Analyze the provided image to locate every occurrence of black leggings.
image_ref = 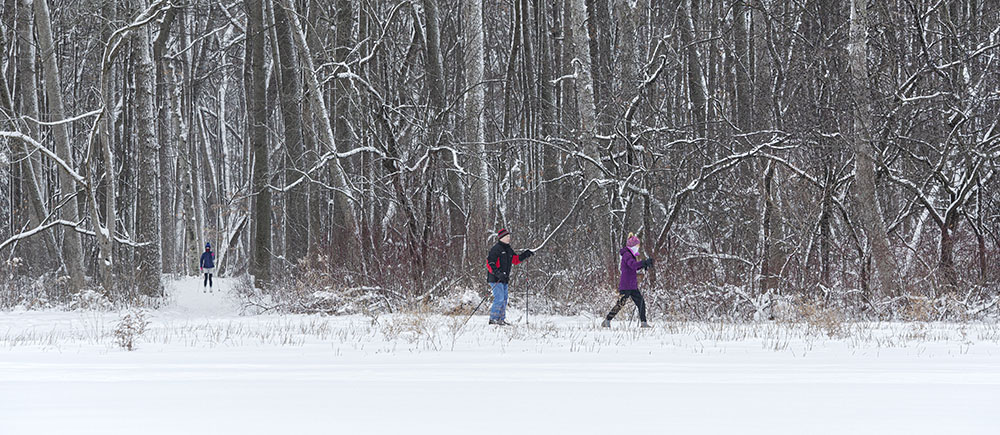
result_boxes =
[204,273,213,287]
[605,290,647,322]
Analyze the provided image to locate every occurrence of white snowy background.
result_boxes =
[2,278,998,434]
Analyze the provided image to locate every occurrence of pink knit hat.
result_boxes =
[626,233,640,247]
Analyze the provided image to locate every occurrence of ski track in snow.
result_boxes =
[1,277,998,434]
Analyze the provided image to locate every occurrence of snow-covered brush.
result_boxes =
[114,309,150,351]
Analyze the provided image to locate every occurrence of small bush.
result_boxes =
[114,309,150,351]
[796,301,848,338]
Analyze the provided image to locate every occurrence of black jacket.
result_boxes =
[486,242,533,283]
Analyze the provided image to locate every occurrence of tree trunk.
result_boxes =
[976,189,987,282]
[759,163,787,293]
[732,0,753,133]
[12,0,59,274]
[274,0,308,266]
[463,0,490,265]
[848,0,898,296]
[501,0,522,139]
[419,0,458,263]
[585,0,612,134]
[133,0,164,296]
[569,0,598,148]
[33,0,86,288]
[247,0,271,288]
[153,6,178,275]
[284,0,358,252]
[819,167,833,287]
[332,0,357,256]
[939,218,958,290]
[679,0,708,138]
[570,0,610,267]
[560,0,579,138]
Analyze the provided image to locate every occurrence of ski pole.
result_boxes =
[461,293,491,328]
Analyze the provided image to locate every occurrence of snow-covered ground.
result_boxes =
[2,278,998,434]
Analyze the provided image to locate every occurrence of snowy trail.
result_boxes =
[159,276,240,318]
[1,278,999,434]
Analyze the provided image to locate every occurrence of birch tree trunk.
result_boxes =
[848,0,898,296]
[13,0,59,273]
[133,0,164,296]
[463,0,490,262]
[569,0,598,148]
[680,0,708,138]
[33,0,86,288]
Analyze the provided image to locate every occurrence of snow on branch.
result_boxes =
[268,146,386,194]
[0,131,86,186]
[652,134,790,252]
[22,109,102,126]
[550,58,583,84]
[0,220,151,253]
[102,0,170,66]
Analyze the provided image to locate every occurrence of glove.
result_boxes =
[520,250,534,260]
[200,267,203,273]
[647,258,655,267]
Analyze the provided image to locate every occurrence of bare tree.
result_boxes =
[848,0,899,296]
[133,0,164,296]
[32,0,86,287]
[247,0,271,288]
[273,0,308,267]
[463,0,490,264]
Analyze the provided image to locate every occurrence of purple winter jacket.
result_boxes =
[618,247,644,290]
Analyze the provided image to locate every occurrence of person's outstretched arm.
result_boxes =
[622,253,643,271]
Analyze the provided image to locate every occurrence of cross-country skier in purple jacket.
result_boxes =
[602,233,654,328]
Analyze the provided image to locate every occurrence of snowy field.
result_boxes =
[2,278,999,434]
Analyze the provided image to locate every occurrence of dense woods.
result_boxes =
[1,0,998,318]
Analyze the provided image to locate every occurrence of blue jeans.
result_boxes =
[489,282,509,321]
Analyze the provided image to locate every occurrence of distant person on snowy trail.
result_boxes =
[602,233,653,328]
[200,243,215,292]
[486,229,534,326]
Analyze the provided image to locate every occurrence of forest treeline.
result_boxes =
[0,0,998,317]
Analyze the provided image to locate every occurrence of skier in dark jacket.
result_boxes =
[200,243,215,292]
[602,233,653,328]
[486,228,534,325]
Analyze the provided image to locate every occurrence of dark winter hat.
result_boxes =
[497,229,510,239]
[205,242,212,249]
